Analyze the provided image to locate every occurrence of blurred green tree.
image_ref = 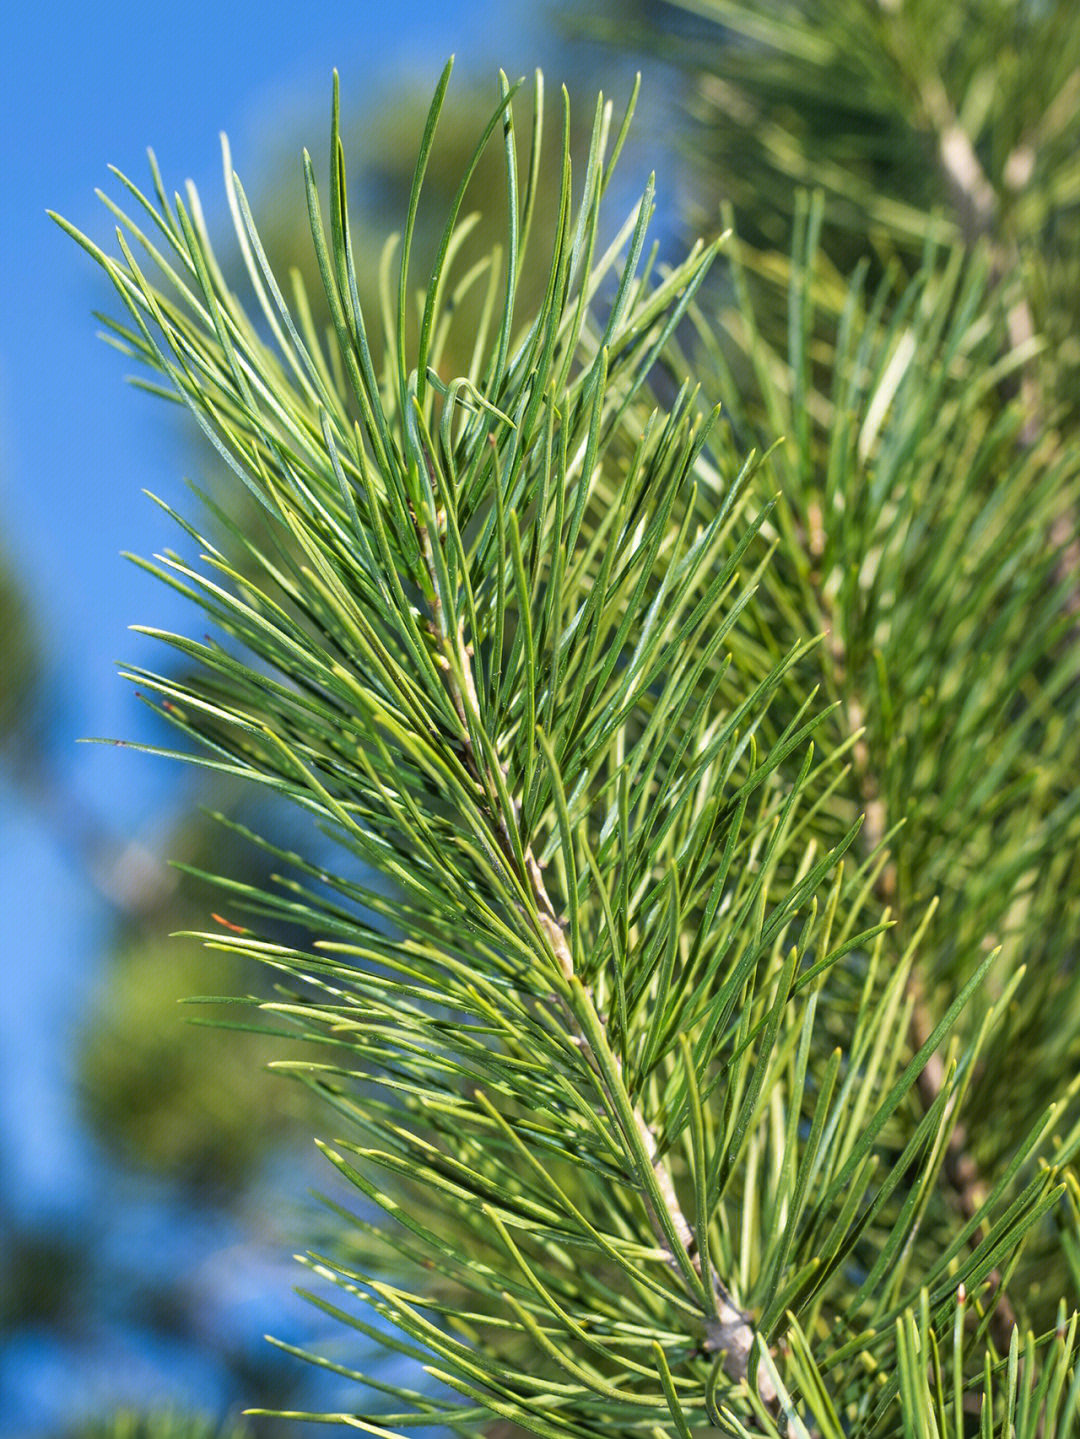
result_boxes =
[0,541,44,763]
[591,0,1080,427]
[69,1413,249,1439]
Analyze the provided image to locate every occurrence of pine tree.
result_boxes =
[57,48,1080,1438]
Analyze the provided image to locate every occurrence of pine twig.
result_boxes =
[414,471,776,1401]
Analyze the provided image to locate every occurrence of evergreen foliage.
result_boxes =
[72,1414,249,1439]
[58,42,1080,1438]
[608,1,1080,368]
[0,545,44,762]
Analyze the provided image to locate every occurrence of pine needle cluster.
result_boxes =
[58,48,1080,1438]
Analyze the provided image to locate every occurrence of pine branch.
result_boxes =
[825,8,1073,1329]
[690,198,1080,1359]
[823,569,1020,1353]
[414,469,772,1393]
[60,60,1080,1436]
[879,5,1080,602]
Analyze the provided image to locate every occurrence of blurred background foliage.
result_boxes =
[594,0,1080,402]
[68,1415,249,1439]
[6,0,1079,1433]
[78,789,315,1194]
[0,543,45,766]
